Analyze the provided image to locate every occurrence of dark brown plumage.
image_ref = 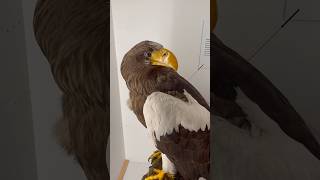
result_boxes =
[156,125,210,180]
[121,41,210,179]
[33,0,109,179]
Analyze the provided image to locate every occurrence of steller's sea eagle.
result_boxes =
[121,41,210,180]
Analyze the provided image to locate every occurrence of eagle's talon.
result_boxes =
[148,150,162,164]
[144,169,175,180]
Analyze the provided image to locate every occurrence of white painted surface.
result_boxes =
[124,161,149,180]
[0,1,37,179]
[110,13,126,180]
[111,0,209,163]
[287,0,320,20]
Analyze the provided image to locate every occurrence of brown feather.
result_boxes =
[33,0,109,179]
[156,126,210,180]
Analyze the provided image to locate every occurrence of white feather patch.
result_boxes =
[162,154,176,174]
[143,90,210,141]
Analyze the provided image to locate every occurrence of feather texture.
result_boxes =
[143,90,210,179]
[143,90,210,141]
[33,0,109,179]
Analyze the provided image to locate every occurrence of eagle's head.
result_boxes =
[121,41,178,80]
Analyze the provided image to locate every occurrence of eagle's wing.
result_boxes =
[143,90,210,179]
[212,33,320,159]
[128,67,209,128]
[153,67,210,111]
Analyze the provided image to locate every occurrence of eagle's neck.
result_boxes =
[126,67,161,96]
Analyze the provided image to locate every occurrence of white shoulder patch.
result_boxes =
[162,154,176,174]
[143,90,210,141]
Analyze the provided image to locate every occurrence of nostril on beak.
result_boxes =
[163,52,168,57]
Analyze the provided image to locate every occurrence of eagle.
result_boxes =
[121,41,210,180]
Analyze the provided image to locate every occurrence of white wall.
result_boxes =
[110,13,126,179]
[0,1,37,179]
[111,0,210,162]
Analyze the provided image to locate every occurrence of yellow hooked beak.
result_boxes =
[150,48,178,71]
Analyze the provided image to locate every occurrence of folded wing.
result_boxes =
[143,90,210,179]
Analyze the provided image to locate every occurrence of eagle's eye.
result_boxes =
[144,51,151,58]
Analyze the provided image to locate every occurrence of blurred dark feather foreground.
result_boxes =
[33,0,109,179]
[212,32,320,179]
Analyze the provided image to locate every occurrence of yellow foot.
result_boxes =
[144,169,175,180]
[148,150,162,164]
